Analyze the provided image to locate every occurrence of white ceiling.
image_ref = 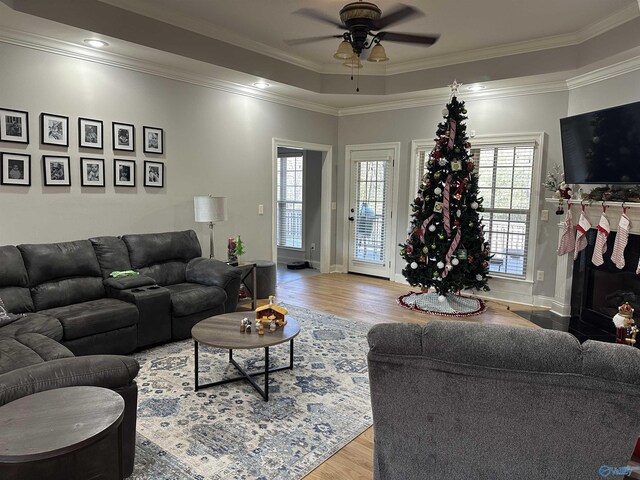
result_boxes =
[1,0,639,111]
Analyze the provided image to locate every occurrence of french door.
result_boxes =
[346,145,396,278]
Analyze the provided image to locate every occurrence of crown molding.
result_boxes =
[0,26,339,116]
[97,0,325,73]
[575,2,640,42]
[337,80,568,116]
[566,55,640,89]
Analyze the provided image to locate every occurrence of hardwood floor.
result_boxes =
[265,272,540,480]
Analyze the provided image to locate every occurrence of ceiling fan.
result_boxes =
[286,1,439,66]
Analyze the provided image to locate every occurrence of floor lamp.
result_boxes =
[194,196,227,259]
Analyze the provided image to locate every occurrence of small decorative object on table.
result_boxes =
[240,317,250,333]
[612,302,638,346]
[227,235,245,266]
[255,295,288,330]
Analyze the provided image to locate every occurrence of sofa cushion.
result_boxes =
[164,283,226,317]
[122,230,201,269]
[40,298,138,341]
[31,277,105,311]
[0,333,73,375]
[0,246,29,288]
[0,286,34,314]
[0,313,63,341]
[18,240,102,286]
[0,354,139,407]
[90,236,133,278]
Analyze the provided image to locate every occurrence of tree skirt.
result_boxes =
[129,304,372,479]
[397,291,487,317]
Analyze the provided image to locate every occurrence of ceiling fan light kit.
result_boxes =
[334,40,355,60]
[367,43,389,62]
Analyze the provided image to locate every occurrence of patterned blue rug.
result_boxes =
[128,305,372,479]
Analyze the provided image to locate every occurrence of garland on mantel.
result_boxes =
[583,185,640,202]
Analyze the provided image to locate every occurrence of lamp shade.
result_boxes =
[334,40,354,60]
[343,56,363,69]
[194,196,227,222]
[367,43,389,62]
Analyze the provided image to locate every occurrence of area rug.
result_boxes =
[398,291,487,317]
[128,305,372,479]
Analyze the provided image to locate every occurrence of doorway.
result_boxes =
[271,139,333,275]
[344,143,400,279]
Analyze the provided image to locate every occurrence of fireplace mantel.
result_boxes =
[547,199,640,317]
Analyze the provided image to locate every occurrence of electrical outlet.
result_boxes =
[536,270,544,281]
[310,243,316,251]
[540,210,549,221]
[331,202,337,210]
[258,204,264,215]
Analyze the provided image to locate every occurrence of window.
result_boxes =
[410,134,542,281]
[277,152,303,249]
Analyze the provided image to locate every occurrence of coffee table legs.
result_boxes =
[194,339,295,401]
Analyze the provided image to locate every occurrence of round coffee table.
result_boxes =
[0,386,124,480]
[192,311,300,401]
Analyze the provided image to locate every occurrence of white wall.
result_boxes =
[0,42,338,264]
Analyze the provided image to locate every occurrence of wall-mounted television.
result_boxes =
[560,100,640,184]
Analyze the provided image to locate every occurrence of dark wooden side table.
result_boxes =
[0,386,125,480]
[235,261,257,310]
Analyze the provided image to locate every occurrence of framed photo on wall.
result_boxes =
[78,117,103,149]
[114,159,135,187]
[112,122,135,151]
[0,108,29,144]
[144,160,164,188]
[1,152,31,186]
[43,155,71,186]
[143,126,163,154]
[80,157,105,187]
[41,113,69,147]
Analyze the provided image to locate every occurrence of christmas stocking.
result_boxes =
[574,207,592,260]
[556,203,575,256]
[591,210,610,266]
[611,209,631,269]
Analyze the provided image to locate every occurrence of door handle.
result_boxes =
[348,216,354,221]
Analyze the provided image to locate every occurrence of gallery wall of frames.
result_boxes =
[0,107,165,189]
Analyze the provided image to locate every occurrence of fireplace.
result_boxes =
[570,229,640,342]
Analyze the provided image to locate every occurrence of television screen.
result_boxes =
[560,100,640,184]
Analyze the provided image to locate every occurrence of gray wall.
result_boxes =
[337,92,569,301]
[0,41,338,266]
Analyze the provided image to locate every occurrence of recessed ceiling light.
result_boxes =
[467,84,486,92]
[84,39,109,48]
[253,81,270,89]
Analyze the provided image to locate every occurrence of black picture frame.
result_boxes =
[80,157,105,187]
[144,160,164,188]
[0,108,29,144]
[112,122,135,152]
[143,126,163,154]
[1,152,31,186]
[114,159,136,187]
[43,155,71,186]
[78,117,103,149]
[41,112,69,147]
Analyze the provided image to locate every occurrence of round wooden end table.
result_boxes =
[192,311,300,401]
[0,386,125,480]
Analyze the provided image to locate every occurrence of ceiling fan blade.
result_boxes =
[378,31,439,46]
[374,4,424,30]
[292,8,346,29]
[284,35,344,46]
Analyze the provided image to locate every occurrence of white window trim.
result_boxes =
[276,152,304,251]
[471,133,545,284]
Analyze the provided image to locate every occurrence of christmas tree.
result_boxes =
[400,82,490,301]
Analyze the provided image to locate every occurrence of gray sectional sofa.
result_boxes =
[0,229,242,477]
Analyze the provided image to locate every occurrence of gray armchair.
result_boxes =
[367,320,640,480]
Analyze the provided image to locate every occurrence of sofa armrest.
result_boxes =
[104,275,156,290]
[186,258,242,312]
[0,354,139,406]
